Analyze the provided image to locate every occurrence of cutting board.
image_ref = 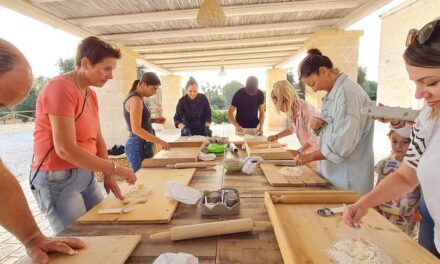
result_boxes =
[245,141,292,160]
[265,190,439,264]
[77,168,196,224]
[228,135,267,145]
[18,235,141,264]
[142,141,204,167]
[260,163,328,187]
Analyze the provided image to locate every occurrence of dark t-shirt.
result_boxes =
[231,88,265,128]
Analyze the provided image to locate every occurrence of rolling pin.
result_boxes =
[254,143,287,149]
[166,161,217,169]
[229,142,239,153]
[150,218,254,241]
[271,193,359,204]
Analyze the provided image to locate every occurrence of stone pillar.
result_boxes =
[94,46,137,147]
[161,75,182,129]
[303,30,363,109]
[266,68,287,130]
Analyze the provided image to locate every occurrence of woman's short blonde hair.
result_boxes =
[271,80,300,121]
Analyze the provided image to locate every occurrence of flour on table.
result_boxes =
[278,166,303,177]
[327,238,392,264]
[124,184,151,198]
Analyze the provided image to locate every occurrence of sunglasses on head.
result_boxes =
[406,19,440,47]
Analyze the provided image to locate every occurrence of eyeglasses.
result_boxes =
[406,19,439,47]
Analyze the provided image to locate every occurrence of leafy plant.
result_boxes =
[212,109,228,124]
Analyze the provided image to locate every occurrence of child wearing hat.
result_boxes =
[374,124,421,236]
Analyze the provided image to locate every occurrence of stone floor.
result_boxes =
[0,122,391,263]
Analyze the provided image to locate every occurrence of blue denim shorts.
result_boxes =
[30,168,103,234]
[125,135,154,172]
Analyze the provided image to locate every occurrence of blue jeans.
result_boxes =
[31,168,103,234]
[125,135,154,172]
[419,192,440,258]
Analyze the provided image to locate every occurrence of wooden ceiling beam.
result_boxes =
[152,51,292,64]
[334,0,392,29]
[169,63,274,72]
[140,44,301,60]
[100,19,337,41]
[129,34,312,53]
[68,1,361,27]
[161,58,282,69]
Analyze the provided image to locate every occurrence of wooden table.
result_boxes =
[61,150,324,263]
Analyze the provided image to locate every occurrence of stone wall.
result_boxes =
[378,0,440,109]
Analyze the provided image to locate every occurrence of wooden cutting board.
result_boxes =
[18,235,141,264]
[265,191,439,264]
[77,168,196,224]
[142,141,204,167]
[245,141,292,160]
[260,163,328,187]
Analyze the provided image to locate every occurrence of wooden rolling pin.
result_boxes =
[254,143,287,149]
[166,161,217,169]
[150,218,254,241]
[271,193,359,204]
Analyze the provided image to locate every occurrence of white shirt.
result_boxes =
[404,105,440,251]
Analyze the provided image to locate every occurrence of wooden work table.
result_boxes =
[61,150,326,264]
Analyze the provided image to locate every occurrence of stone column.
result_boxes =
[266,68,287,130]
[160,75,182,129]
[303,30,363,109]
[94,46,137,147]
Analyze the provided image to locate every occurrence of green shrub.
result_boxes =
[212,110,228,124]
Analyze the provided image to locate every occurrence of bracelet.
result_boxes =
[110,161,117,176]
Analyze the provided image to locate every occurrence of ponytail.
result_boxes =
[129,79,139,94]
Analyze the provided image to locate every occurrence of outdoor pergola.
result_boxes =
[0,0,391,146]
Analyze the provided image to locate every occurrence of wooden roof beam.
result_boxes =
[68,1,361,27]
[100,19,338,41]
[152,51,292,64]
[129,34,312,53]
[160,58,282,69]
[170,63,274,72]
[335,0,392,29]
[140,44,301,60]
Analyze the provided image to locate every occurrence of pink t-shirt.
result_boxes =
[289,99,319,148]
[31,75,100,171]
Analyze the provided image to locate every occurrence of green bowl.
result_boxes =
[223,158,244,172]
[206,143,228,153]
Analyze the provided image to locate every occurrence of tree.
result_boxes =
[287,69,305,99]
[13,76,49,120]
[357,66,377,101]
[137,64,149,79]
[222,80,243,106]
[56,58,75,74]
[210,95,227,110]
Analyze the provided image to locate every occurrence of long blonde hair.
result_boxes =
[271,80,301,121]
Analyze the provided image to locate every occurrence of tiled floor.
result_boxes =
[0,122,391,263]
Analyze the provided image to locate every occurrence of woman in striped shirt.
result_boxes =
[344,18,440,257]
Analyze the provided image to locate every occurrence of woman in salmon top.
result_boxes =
[30,36,136,234]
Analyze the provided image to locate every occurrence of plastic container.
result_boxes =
[200,188,240,216]
[206,143,228,153]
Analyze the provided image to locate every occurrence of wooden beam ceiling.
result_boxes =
[100,19,338,41]
[161,57,282,69]
[129,34,312,53]
[170,63,274,72]
[68,0,361,27]
[140,44,301,60]
[151,51,291,64]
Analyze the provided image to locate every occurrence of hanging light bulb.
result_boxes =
[218,64,227,77]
